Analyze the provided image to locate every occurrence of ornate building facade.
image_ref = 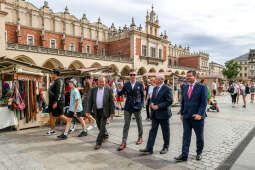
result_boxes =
[0,0,209,76]
[229,49,255,80]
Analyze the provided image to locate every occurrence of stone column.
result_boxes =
[0,10,8,53]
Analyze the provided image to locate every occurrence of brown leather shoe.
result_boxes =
[136,138,143,145]
[117,143,126,151]
[95,145,101,150]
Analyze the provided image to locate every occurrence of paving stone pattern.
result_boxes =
[0,94,255,170]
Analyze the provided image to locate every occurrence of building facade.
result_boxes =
[209,61,224,78]
[178,52,210,75]
[229,49,255,79]
[0,0,209,76]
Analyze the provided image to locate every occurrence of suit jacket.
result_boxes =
[118,81,144,112]
[151,84,173,120]
[86,86,115,118]
[180,82,208,119]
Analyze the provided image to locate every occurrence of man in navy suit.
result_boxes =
[117,69,145,151]
[175,70,208,162]
[139,75,173,154]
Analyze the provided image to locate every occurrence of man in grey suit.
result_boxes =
[86,76,115,150]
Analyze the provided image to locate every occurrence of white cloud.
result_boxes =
[27,0,255,64]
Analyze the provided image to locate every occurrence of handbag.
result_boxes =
[13,85,26,110]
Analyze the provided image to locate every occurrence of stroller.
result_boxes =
[207,99,219,112]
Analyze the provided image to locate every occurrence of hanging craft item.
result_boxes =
[34,80,37,121]
[25,80,29,123]
[12,83,25,111]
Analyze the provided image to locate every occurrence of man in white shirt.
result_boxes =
[145,78,156,121]
[211,80,217,98]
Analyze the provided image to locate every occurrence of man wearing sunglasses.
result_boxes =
[117,69,144,151]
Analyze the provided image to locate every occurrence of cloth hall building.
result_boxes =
[0,0,210,76]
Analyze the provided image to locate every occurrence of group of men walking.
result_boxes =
[46,69,208,162]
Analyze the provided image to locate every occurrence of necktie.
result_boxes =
[155,86,159,97]
[188,84,192,99]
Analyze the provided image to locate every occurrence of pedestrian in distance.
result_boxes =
[250,81,255,103]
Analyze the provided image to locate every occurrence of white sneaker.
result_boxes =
[44,130,56,136]
[68,126,75,134]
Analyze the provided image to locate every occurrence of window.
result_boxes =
[245,67,247,71]
[87,45,91,54]
[27,35,34,45]
[142,45,147,56]
[69,42,75,51]
[245,73,247,77]
[50,39,56,49]
[150,47,156,58]
[240,73,242,77]
[101,48,105,56]
[159,49,162,59]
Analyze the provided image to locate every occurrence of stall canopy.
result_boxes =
[143,72,184,78]
[0,56,52,74]
[59,66,110,77]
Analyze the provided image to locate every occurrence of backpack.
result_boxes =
[228,86,234,93]
[245,86,250,94]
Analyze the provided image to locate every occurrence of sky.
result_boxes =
[27,0,255,64]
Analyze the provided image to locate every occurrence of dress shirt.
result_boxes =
[131,81,136,89]
[96,87,104,109]
[148,85,155,99]
[157,83,164,93]
[188,81,197,95]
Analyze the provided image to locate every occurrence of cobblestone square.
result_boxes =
[1,95,255,170]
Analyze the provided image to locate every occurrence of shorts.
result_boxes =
[212,90,216,96]
[51,101,64,117]
[66,111,84,118]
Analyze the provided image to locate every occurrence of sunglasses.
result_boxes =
[129,74,136,76]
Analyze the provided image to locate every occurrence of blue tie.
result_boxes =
[155,86,159,97]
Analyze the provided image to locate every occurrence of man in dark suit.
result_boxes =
[86,76,115,150]
[117,69,145,151]
[175,70,208,162]
[140,75,173,154]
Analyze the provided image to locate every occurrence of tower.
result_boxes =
[145,4,160,36]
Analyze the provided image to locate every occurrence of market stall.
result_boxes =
[0,56,51,130]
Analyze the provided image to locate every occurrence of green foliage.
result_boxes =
[222,61,241,79]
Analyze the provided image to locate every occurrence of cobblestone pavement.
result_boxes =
[0,94,255,170]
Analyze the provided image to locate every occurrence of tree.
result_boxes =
[222,61,241,79]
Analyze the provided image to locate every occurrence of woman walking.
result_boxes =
[229,81,238,107]
[240,81,248,108]
[250,81,255,103]
[82,79,97,130]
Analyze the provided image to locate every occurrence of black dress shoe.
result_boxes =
[139,148,153,154]
[160,148,168,154]
[196,154,202,161]
[174,155,188,162]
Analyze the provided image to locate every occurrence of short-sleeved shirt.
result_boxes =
[69,88,83,113]
[148,85,155,99]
